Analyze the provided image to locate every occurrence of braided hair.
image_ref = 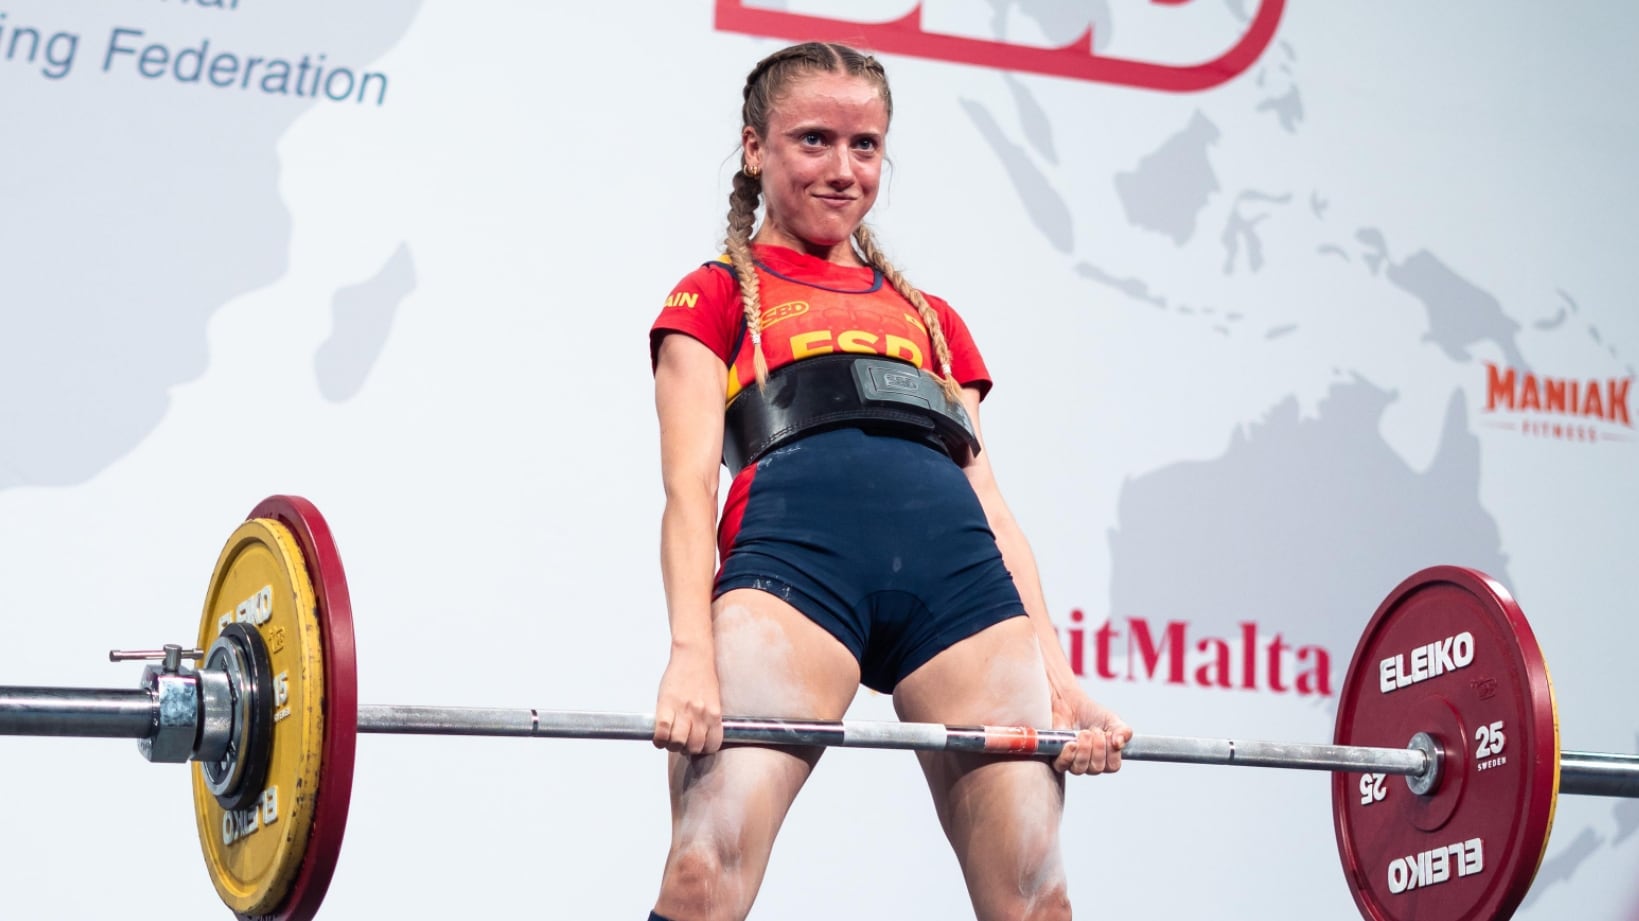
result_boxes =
[728,42,964,401]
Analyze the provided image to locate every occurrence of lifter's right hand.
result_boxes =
[652,645,724,755]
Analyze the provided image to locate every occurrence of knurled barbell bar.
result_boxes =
[0,495,1635,921]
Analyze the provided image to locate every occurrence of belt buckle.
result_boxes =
[851,358,935,411]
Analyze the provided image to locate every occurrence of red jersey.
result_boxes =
[650,244,991,402]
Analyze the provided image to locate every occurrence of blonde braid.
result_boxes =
[853,225,964,401]
[724,168,769,387]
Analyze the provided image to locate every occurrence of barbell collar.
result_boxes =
[138,665,200,763]
[0,686,157,739]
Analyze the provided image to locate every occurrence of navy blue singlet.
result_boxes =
[715,427,1025,693]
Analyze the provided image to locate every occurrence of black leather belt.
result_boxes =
[722,354,981,475]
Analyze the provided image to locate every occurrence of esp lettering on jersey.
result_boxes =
[651,246,990,402]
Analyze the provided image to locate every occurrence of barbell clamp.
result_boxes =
[110,645,205,672]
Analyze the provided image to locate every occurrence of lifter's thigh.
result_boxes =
[655,589,859,921]
[894,616,1071,921]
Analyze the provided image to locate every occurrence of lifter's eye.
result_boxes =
[853,137,879,152]
[799,131,825,146]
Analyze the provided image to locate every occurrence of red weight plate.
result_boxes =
[1332,567,1559,921]
[243,496,359,921]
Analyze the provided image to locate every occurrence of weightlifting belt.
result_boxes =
[722,354,981,475]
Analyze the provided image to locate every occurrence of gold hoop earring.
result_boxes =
[745,163,760,178]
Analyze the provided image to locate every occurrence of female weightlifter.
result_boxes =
[647,41,1131,921]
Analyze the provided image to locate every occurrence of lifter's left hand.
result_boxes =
[1050,686,1131,775]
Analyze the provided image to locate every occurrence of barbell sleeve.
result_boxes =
[0,686,158,739]
[1559,752,1639,797]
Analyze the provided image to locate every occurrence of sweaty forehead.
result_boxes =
[768,72,888,130]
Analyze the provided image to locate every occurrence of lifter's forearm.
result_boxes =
[658,483,719,653]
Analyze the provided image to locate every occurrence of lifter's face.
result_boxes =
[742,71,887,266]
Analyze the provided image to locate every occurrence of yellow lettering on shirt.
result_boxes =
[837,330,880,353]
[761,301,810,330]
[884,335,924,367]
[790,329,925,366]
[790,330,835,359]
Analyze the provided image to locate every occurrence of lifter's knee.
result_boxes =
[1020,881,1072,921]
[970,822,1072,921]
[656,838,752,921]
[980,880,1071,921]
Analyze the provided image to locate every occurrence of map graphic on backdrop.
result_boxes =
[0,1,422,491]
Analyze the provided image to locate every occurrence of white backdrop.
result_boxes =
[1,1,1636,919]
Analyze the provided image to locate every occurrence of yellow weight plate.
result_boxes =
[192,519,326,916]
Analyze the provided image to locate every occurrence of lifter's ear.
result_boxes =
[741,126,763,175]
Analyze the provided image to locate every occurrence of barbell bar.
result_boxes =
[7,692,1633,796]
[0,688,1436,771]
[3,691,1632,795]
[0,494,1636,921]
[357,704,1435,776]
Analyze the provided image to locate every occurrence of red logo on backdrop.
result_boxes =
[1481,363,1634,443]
[713,0,1285,92]
[1057,611,1334,696]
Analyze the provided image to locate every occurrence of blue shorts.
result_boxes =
[715,427,1025,693]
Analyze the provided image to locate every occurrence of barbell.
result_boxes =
[0,495,1635,920]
